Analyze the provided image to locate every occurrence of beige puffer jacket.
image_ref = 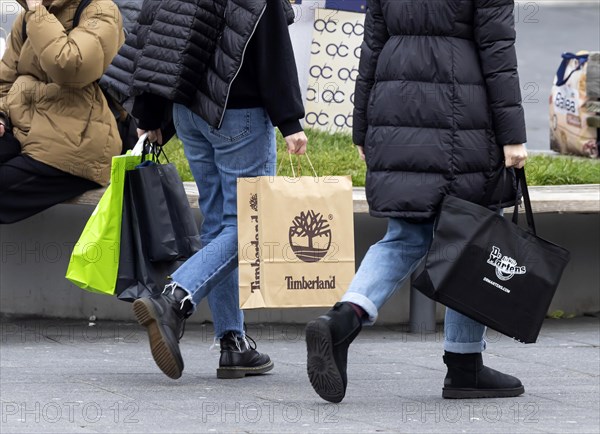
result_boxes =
[0,0,124,185]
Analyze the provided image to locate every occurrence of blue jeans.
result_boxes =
[342,218,487,353]
[171,105,276,338]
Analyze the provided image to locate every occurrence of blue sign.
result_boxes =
[325,0,366,13]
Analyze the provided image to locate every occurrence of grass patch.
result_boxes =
[164,129,600,186]
[525,154,600,185]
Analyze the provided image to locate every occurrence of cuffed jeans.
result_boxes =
[341,217,487,353]
[171,104,276,338]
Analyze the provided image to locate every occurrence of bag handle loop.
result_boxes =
[482,167,536,235]
[555,52,589,86]
[132,133,169,164]
[276,153,318,178]
[512,168,536,235]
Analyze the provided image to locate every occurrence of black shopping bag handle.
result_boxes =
[140,139,170,164]
[512,169,536,235]
[482,167,535,235]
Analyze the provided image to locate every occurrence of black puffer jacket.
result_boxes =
[113,0,140,33]
[99,0,141,98]
[354,0,527,220]
[102,0,225,105]
[102,0,295,129]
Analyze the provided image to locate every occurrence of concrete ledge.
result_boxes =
[67,183,600,214]
[1,187,598,324]
[505,184,600,214]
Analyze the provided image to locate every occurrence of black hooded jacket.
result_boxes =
[354,0,527,219]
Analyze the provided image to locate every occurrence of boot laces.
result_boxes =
[242,334,257,351]
[240,323,257,351]
[162,282,191,342]
[228,334,256,352]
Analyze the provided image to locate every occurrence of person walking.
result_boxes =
[305,0,529,403]
[103,0,307,380]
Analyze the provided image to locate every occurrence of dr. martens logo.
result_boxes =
[487,246,527,281]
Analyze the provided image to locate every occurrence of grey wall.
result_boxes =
[1,204,598,325]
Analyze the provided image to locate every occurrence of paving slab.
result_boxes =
[1,317,598,433]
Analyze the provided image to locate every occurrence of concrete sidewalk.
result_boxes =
[0,317,598,433]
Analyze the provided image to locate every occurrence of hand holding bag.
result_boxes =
[127,141,201,262]
[413,169,571,343]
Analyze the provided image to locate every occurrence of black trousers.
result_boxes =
[0,132,101,224]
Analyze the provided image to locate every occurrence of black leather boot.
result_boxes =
[442,351,525,398]
[133,286,193,379]
[305,302,362,403]
[217,332,274,379]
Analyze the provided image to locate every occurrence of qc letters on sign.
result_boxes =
[305,8,365,134]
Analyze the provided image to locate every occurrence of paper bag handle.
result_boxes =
[277,153,318,178]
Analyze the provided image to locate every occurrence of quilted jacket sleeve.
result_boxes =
[0,13,25,127]
[24,1,124,88]
[100,27,140,98]
[474,0,527,145]
[353,0,389,146]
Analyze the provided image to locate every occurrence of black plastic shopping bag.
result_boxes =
[155,163,202,258]
[128,161,178,262]
[413,169,570,343]
[115,162,200,302]
[128,162,201,261]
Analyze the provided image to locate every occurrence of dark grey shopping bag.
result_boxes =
[115,158,200,302]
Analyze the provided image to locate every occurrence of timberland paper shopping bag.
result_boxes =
[238,176,355,308]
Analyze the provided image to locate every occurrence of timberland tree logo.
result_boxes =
[288,210,332,263]
[486,246,526,281]
[250,194,258,212]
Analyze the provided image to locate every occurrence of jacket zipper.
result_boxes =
[218,3,267,129]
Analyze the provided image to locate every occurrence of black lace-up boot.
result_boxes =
[217,332,274,379]
[305,302,362,403]
[133,284,193,379]
[442,351,525,398]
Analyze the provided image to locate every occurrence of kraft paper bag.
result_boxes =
[238,176,355,308]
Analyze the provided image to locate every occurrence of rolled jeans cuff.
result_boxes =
[443,338,487,354]
[341,292,378,326]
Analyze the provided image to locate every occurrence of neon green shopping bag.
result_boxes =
[66,154,142,295]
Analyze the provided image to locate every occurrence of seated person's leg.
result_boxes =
[0,132,22,164]
[0,155,100,224]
